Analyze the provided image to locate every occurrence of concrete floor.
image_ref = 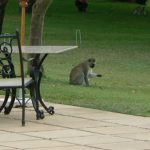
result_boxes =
[0,102,150,150]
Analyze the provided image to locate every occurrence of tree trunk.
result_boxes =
[0,0,8,34]
[29,0,53,72]
[30,0,52,45]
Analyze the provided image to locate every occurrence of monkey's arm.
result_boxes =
[84,70,90,86]
[88,72,97,78]
[88,69,102,78]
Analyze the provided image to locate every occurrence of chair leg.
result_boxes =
[4,88,16,114]
[0,89,10,112]
[21,88,25,126]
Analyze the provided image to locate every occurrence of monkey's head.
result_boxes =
[88,58,96,68]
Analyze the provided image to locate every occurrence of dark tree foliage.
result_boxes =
[0,0,8,34]
[117,0,147,4]
[136,0,147,5]
[75,0,88,12]
[117,0,147,15]
[26,0,36,13]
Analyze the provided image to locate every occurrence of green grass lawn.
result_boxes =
[3,0,150,116]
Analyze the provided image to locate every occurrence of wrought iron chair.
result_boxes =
[0,30,35,126]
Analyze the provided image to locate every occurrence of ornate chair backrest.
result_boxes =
[0,31,24,88]
[0,33,16,78]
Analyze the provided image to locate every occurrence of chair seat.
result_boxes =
[0,77,33,88]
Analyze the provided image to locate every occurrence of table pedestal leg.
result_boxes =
[30,82,44,120]
[30,67,54,117]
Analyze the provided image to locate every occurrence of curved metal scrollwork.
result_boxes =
[0,39,15,78]
[0,34,16,114]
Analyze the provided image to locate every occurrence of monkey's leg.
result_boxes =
[71,75,84,85]
[84,75,89,86]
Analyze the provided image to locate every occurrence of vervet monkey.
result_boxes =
[69,58,102,86]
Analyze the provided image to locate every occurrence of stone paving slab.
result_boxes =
[23,128,94,139]
[27,145,102,150]
[105,117,150,129]
[1,140,73,149]
[0,102,150,150]
[55,106,104,115]
[37,114,117,129]
[56,134,133,145]
[0,146,15,150]
[0,116,64,132]
[0,132,39,142]
[82,126,149,135]
[117,132,150,141]
[93,141,150,150]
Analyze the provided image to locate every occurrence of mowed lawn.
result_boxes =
[3,0,150,116]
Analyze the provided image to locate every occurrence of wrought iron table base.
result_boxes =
[30,53,55,119]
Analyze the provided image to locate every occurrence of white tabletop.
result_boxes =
[13,46,78,54]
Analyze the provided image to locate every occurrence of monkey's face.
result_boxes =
[88,58,96,68]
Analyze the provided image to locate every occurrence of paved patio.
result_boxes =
[0,102,150,150]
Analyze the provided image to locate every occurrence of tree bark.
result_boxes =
[0,0,8,34]
[29,0,53,71]
[30,0,53,45]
